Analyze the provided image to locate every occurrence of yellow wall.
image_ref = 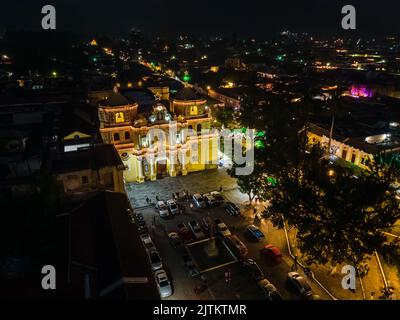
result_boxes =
[308,131,372,170]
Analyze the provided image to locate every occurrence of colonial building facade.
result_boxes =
[307,123,399,170]
[98,87,219,183]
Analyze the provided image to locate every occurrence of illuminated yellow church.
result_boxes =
[98,87,219,183]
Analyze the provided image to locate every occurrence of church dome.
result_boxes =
[174,87,199,101]
[102,92,130,107]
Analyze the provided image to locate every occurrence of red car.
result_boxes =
[260,244,282,263]
[176,223,193,243]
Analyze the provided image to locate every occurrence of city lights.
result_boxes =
[2,1,400,305]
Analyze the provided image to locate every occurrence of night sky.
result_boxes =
[1,0,399,37]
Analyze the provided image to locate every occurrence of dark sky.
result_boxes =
[1,0,399,37]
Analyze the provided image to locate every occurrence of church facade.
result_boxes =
[98,87,219,183]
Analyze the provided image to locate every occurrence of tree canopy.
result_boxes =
[229,93,400,267]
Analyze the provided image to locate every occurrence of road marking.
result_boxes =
[374,251,389,292]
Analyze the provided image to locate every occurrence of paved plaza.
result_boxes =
[125,168,238,208]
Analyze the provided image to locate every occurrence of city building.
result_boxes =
[98,87,218,183]
[308,122,400,170]
[52,144,125,196]
[56,191,160,299]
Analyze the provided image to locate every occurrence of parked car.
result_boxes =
[242,258,264,280]
[135,213,144,221]
[185,263,201,278]
[215,219,232,237]
[224,202,240,216]
[176,223,193,242]
[149,250,163,271]
[193,193,206,208]
[167,232,182,248]
[188,220,206,239]
[226,235,248,258]
[167,199,180,215]
[181,254,200,278]
[156,201,169,218]
[203,193,217,206]
[140,234,156,252]
[260,244,282,263]
[154,269,173,298]
[210,191,224,203]
[136,220,146,228]
[137,224,148,235]
[200,217,211,234]
[246,225,265,242]
[287,272,313,299]
[257,279,283,300]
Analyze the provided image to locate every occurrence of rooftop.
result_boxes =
[51,144,123,174]
[174,87,200,101]
[57,191,160,299]
[101,92,130,107]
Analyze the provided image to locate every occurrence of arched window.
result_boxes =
[125,131,130,140]
[114,132,120,141]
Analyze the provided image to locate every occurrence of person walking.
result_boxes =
[225,269,232,287]
[146,197,149,204]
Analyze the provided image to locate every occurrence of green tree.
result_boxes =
[228,162,266,204]
[213,106,237,130]
[264,153,400,267]
[227,94,312,208]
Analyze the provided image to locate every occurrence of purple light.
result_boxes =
[350,85,373,98]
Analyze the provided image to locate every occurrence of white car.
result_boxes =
[216,220,232,237]
[188,220,206,239]
[257,279,283,300]
[156,201,169,218]
[210,191,224,202]
[140,234,155,252]
[166,200,179,215]
[203,193,216,206]
[193,193,206,208]
[149,250,163,271]
[155,269,172,298]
